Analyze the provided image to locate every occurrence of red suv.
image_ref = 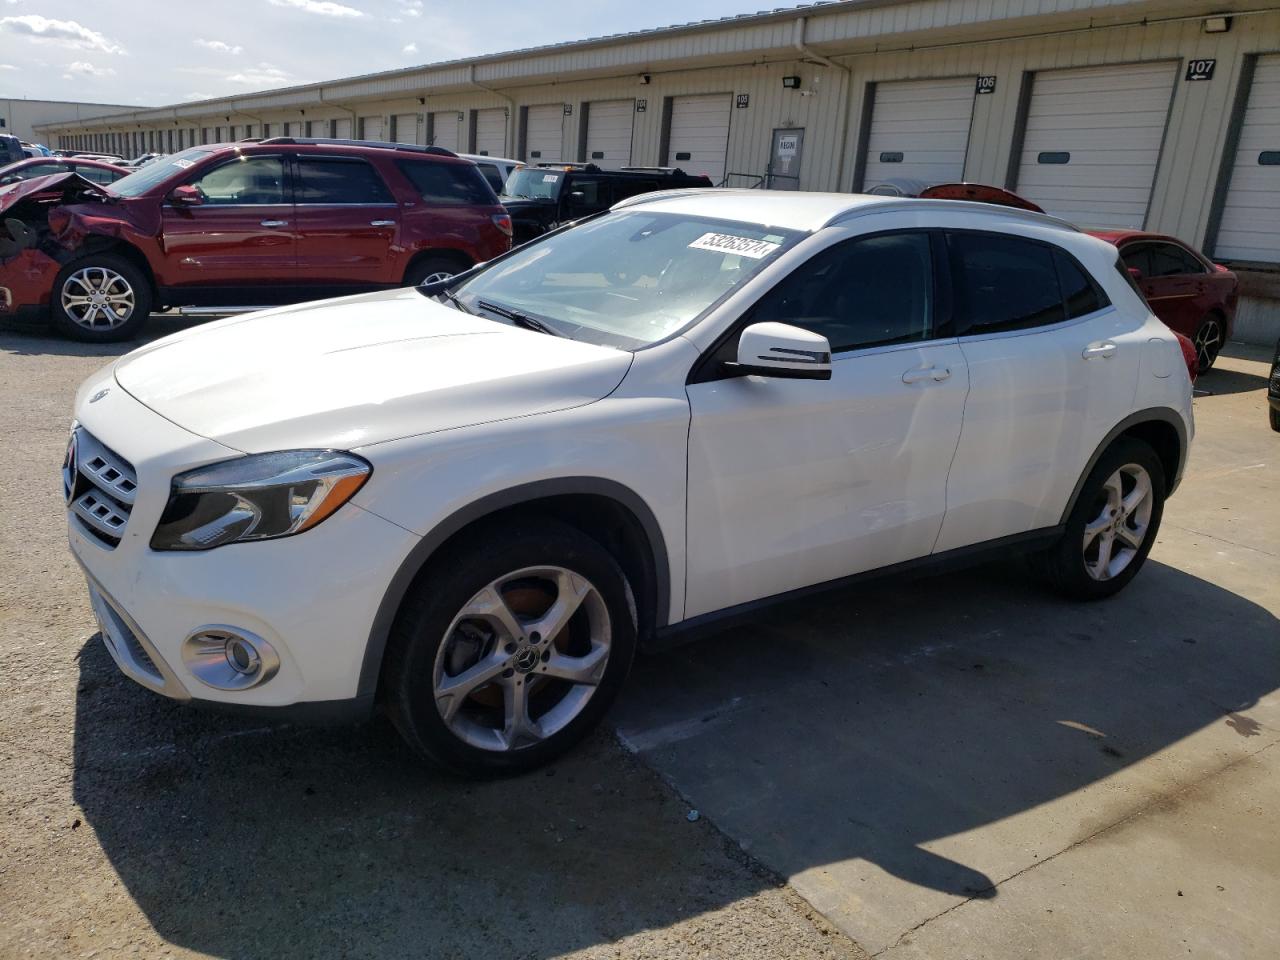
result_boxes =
[0,138,512,341]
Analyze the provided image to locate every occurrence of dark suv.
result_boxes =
[500,163,713,244]
[0,138,512,341]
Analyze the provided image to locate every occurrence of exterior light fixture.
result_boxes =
[782,76,802,89]
[1202,16,1231,33]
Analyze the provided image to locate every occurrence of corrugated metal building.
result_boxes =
[35,0,1280,340]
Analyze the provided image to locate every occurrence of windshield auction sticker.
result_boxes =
[688,232,781,259]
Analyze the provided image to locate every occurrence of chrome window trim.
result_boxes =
[955,304,1118,344]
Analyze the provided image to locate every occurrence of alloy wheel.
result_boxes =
[419,271,454,286]
[1082,463,1154,581]
[1193,318,1222,370]
[431,565,612,751]
[61,267,136,330]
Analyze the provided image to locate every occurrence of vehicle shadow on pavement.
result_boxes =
[1194,364,1271,397]
[71,558,1278,958]
[614,557,1279,911]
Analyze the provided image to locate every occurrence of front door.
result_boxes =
[767,128,803,190]
[158,153,295,296]
[292,154,401,288]
[684,230,968,617]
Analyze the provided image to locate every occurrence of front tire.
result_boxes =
[383,519,638,776]
[1270,405,1280,432]
[50,254,152,342]
[1033,438,1166,601]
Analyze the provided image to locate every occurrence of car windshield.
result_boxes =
[107,148,215,197]
[502,167,564,200]
[449,210,803,348]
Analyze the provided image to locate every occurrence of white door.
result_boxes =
[360,116,384,141]
[1214,54,1280,263]
[935,229,1141,552]
[475,108,506,156]
[684,230,968,617]
[431,112,460,152]
[862,77,976,191]
[586,99,634,170]
[668,93,731,183]
[1014,61,1177,230]
[525,103,564,162]
[391,112,419,145]
[333,117,352,139]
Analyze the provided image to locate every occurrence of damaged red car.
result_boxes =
[919,183,1239,370]
[0,140,512,341]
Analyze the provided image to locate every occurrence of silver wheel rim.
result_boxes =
[419,270,454,286]
[1083,463,1154,581]
[432,565,612,752]
[1194,318,1222,369]
[61,267,136,329]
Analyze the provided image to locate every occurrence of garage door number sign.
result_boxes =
[1185,59,1216,81]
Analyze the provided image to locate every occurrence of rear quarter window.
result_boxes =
[396,159,497,205]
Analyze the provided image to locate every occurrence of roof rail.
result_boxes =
[620,166,690,176]
[529,161,601,172]
[256,137,457,157]
[826,196,1082,232]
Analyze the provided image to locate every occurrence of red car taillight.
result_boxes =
[491,213,513,238]
[1174,331,1198,383]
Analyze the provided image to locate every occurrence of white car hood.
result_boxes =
[113,288,632,452]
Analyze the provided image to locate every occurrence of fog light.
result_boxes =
[182,626,279,690]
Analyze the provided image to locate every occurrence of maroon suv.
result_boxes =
[0,138,512,341]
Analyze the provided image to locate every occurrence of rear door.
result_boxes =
[157,152,296,294]
[292,153,401,287]
[936,230,1132,551]
[1122,240,1207,337]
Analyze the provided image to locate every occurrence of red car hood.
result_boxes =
[0,171,107,215]
[919,183,1046,213]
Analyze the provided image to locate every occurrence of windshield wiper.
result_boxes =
[477,300,562,337]
[438,288,473,314]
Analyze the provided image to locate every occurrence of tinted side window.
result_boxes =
[1120,244,1152,277]
[476,163,504,193]
[565,177,605,210]
[296,156,394,204]
[1054,249,1109,319]
[750,232,934,352]
[395,159,494,205]
[949,232,1065,334]
[76,165,119,185]
[1149,242,1206,277]
[610,179,660,204]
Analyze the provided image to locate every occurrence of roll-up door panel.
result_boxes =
[1214,55,1280,263]
[668,93,731,184]
[862,77,976,192]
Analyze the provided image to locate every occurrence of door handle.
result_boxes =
[1082,341,1117,360]
[902,366,951,384]
[370,219,395,227]
[260,219,287,228]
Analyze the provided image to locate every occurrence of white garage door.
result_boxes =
[668,93,731,183]
[431,112,461,152]
[475,108,506,157]
[525,103,564,162]
[1214,55,1280,263]
[359,116,384,141]
[586,99,634,170]
[862,77,976,191]
[333,117,352,139]
[1014,61,1177,230]
[391,113,419,145]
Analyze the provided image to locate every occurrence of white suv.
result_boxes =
[66,191,1193,775]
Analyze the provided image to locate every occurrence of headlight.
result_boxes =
[150,450,371,551]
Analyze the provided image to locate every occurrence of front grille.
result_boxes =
[66,429,137,548]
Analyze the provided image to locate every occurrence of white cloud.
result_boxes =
[183,91,213,101]
[397,0,423,16]
[66,60,116,77]
[0,63,17,71]
[268,0,363,18]
[195,38,243,55]
[402,42,417,54]
[226,62,291,86]
[0,14,126,54]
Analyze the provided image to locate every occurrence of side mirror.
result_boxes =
[567,190,586,202]
[167,184,203,207]
[724,322,832,381]
[1127,266,1143,281]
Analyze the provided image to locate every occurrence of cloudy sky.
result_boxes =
[0,0,807,107]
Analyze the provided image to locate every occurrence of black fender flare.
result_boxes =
[356,477,671,698]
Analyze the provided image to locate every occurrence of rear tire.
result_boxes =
[404,254,468,288]
[1270,406,1280,432]
[1192,315,1224,371]
[1032,438,1166,601]
[383,519,638,777]
[50,254,151,342]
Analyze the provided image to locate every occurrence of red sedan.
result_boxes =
[1097,231,1237,370]
[919,183,1239,370]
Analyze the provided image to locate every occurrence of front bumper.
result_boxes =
[0,249,59,318]
[69,367,421,717]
